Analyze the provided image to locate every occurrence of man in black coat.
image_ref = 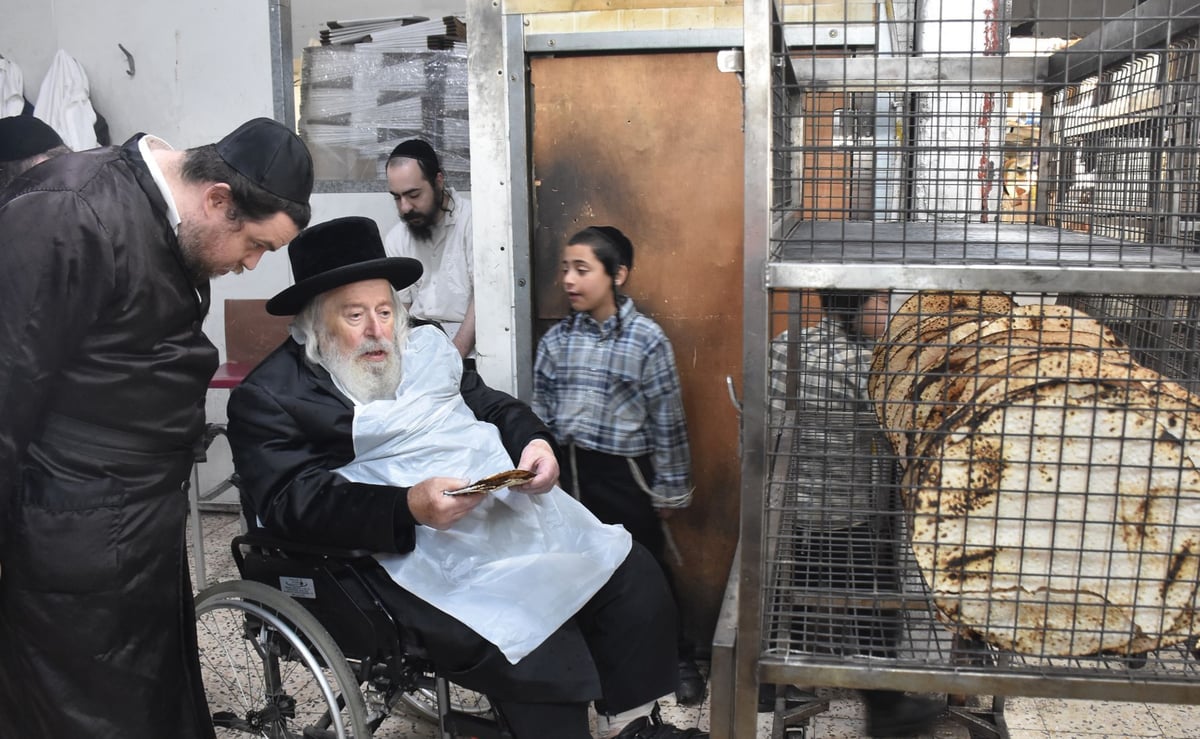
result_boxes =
[226,216,708,739]
[0,117,313,739]
[0,114,71,190]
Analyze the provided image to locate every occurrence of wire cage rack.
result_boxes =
[730,1,1200,738]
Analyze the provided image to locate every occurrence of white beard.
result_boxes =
[322,337,403,403]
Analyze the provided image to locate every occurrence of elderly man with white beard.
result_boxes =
[225,216,710,739]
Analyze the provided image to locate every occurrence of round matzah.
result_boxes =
[908,378,1200,657]
[875,304,1136,460]
[870,297,1200,657]
[884,291,1016,346]
[871,291,1016,402]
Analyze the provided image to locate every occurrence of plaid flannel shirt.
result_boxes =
[533,297,693,507]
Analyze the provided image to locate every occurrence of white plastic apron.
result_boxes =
[334,326,632,663]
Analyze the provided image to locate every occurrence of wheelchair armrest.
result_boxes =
[203,423,227,448]
[231,532,379,569]
[193,423,228,464]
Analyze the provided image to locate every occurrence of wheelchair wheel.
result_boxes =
[195,580,370,739]
[398,674,492,724]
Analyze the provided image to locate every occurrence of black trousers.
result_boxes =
[559,446,695,661]
[363,542,677,739]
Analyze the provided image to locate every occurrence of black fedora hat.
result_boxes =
[266,216,423,315]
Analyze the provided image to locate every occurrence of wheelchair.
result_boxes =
[194,528,512,738]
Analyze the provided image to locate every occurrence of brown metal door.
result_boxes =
[529,51,743,651]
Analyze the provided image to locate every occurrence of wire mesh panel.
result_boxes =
[764,316,930,664]
[768,1,1200,265]
[750,0,1200,717]
[762,290,1200,688]
[874,291,1200,655]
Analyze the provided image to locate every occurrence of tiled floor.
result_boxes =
[187,511,1200,738]
[755,691,1200,739]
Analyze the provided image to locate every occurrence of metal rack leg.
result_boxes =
[945,635,1010,739]
[771,688,828,739]
[946,694,1009,739]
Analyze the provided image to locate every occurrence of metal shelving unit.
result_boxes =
[726,2,1200,737]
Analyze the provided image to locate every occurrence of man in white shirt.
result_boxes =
[383,139,476,359]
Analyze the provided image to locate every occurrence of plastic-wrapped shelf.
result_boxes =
[299,45,470,186]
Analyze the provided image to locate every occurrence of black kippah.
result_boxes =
[388,138,441,172]
[215,117,314,204]
[0,115,65,162]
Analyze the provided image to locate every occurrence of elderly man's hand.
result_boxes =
[510,438,558,494]
[407,477,486,530]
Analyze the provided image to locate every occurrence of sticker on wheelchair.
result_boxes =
[278,576,317,599]
[443,469,535,496]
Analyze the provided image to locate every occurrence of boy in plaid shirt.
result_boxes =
[533,226,707,721]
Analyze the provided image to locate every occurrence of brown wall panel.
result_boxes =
[530,51,743,651]
[224,298,292,367]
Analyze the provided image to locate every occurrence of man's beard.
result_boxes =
[403,220,434,241]
[321,336,403,403]
[178,217,229,281]
[402,183,443,242]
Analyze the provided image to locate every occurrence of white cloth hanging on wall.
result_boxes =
[0,58,25,118]
[33,50,98,151]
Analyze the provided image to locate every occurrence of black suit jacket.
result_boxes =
[227,336,552,553]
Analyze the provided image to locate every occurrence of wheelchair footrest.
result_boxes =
[446,710,512,739]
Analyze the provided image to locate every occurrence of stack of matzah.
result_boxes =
[869,291,1200,657]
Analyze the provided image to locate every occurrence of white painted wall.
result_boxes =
[0,1,467,142]
[0,0,275,146]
